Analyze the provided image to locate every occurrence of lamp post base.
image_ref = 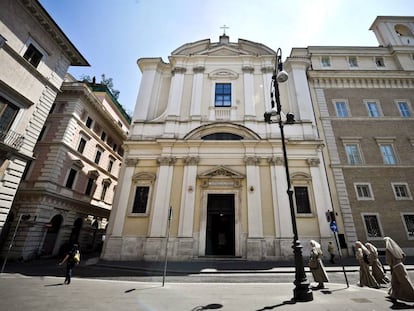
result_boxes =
[292,239,313,302]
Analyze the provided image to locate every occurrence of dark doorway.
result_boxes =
[206,194,235,256]
[43,214,63,255]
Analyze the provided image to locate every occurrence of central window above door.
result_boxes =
[215,83,231,107]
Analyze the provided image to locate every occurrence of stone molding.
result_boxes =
[268,156,284,165]
[172,67,187,75]
[242,66,254,73]
[244,156,261,165]
[193,66,205,74]
[184,156,200,165]
[307,158,320,167]
[157,156,177,165]
[125,158,139,167]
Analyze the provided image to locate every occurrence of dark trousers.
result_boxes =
[65,262,75,284]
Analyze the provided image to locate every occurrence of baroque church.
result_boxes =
[101,33,334,261]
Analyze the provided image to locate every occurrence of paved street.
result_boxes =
[2,257,414,310]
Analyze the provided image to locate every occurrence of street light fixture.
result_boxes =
[264,48,313,302]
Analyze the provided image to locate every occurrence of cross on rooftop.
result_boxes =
[220,25,229,35]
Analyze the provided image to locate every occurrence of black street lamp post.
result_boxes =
[264,48,313,302]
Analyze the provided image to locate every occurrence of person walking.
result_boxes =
[59,243,80,285]
[355,241,379,288]
[384,237,414,304]
[365,242,389,285]
[327,241,335,264]
[309,240,329,289]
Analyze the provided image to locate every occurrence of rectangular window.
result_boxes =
[85,178,95,196]
[392,183,412,200]
[215,83,231,107]
[23,43,43,68]
[380,144,397,165]
[85,117,93,128]
[345,144,363,165]
[65,169,77,189]
[0,97,19,131]
[101,131,107,141]
[77,137,87,153]
[355,184,373,200]
[335,101,349,117]
[366,101,381,117]
[321,56,331,67]
[107,159,114,173]
[363,215,383,238]
[348,56,358,67]
[94,149,102,164]
[101,184,108,201]
[294,186,311,214]
[132,186,150,213]
[403,215,414,237]
[398,101,411,117]
[375,57,385,67]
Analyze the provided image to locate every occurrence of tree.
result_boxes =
[100,74,120,100]
[79,74,120,100]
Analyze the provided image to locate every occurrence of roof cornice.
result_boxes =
[19,0,89,66]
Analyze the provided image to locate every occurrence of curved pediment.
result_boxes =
[184,122,262,140]
[171,36,275,57]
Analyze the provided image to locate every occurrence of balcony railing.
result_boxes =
[0,128,24,149]
[215,107,231,120]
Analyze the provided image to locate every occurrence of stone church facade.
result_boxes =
[102,34,334,261]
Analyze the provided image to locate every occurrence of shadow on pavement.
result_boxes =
[256,299,296,310]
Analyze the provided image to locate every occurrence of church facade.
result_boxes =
[102,34,334,261]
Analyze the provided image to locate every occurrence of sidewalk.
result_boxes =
[0,273,409,311]
[2,255,414,310]
[93,255,414,275]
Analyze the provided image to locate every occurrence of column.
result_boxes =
[245,156,263,237]
[190,66,204,118]
[109,159,138,236]
[178,156,199,237]
[307,157,332,237]
[261,66,273,111]
[286,60,315,124]
[148,156,176,237]
[167,67,186,118]
[242,66,255,117]
[269,156,293,237]
[133,61,161,121]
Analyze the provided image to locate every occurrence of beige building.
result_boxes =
[102,34,334,261]
[293,16,414,255]
[0,0,88,247]
[4,75,130,260]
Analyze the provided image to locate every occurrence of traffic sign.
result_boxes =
[330,221,338,232]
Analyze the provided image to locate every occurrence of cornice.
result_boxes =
[19,0,89,66]
[308,71,414,88]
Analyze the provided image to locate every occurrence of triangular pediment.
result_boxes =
[198,166,244,179]
[200,45,250,56]
[171,38,275,57]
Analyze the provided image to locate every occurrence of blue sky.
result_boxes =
[39,0,414,115]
